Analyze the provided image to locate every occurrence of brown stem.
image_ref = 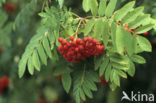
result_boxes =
[75,17,84,38]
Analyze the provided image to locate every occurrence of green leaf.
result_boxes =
[117,70,127,79]
[129,14,150,29]
[27,57,34,75]
[115,25,136,55]
[134,24,154,34]
[110,69,114,82]
[115,26,125,55]
[48,32,55,45]
[94,55,103,70]
[0,0,5,7]
[75,94,80,103]
[85,80,97,91]
[42,37,52,59]
[137,36,152,52]
[53,65,72,76]
[62,73,72,93]
[32,50,41,71]
[112,62,129,71]
[79,88,86,101]
[87,71,100,82]
[82,0,90,12]
[82,85,93,98]
[0,10,8,28]
[128,61,135,77]
[98,0,107,16]
[51,49,59,62]
[111,22,117,49]
[99,57,109,76]
[18,58,27,78]
[105,0,117,17]
[110,53,129,65]
[84,19,95,36]
[113,70,120,86]
[102,20,109,47]
[73,70,98,103]
[122,6,144,24]
[37,44,47,65]
[93,18,103,39]
[14,0,38,29]
[58,0,64,8]
[135,44,144,54]
[105,63,111,82]
[38,12,48,18]
[90,0,98,16]
[110,83,117,91]
[125,33,136,56]
[114,1,135,22]
[131,55,146,64]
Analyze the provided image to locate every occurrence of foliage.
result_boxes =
[0,9,12,49]
[0,0,5,7]
[0,0,155,103]
[17,0,155,102]
[14,0,38,30]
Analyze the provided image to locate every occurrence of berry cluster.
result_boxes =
[98,76,107,87]
[58,36,105,63]
[0,76,10,94]
[118,23,148,36]
[3,2,16,13]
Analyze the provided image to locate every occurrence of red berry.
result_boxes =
[75,47,79,52]
[92,39,98,44]
[58,37,63,43]
[69,36,74,41]
[117,23,121,26]
[83,37,88,42]
[128,29,132,32]
[76,38,82,44]
[63,39,68,44]
[88,42,93,47]
[143,32,148,36]
[124,24,128,28]
[63,45,68,50]
[58,46,61,51]
[78,45,84,50]
[3,76,10,87]
[98,76,107,87]
[124,28,128,31]
[71,41,76,46]
[3,3,16,13]
[0,79,4,90]
[100,46,104,50]
[87,37,92,42]
[77,53,81,57]
[0,76,10,94]
[132,28,136,31]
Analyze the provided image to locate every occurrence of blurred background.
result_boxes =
[0,0,156,103]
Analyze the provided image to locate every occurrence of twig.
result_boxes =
[75,17,84,38]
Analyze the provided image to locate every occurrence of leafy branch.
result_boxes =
[17,1,156,103]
